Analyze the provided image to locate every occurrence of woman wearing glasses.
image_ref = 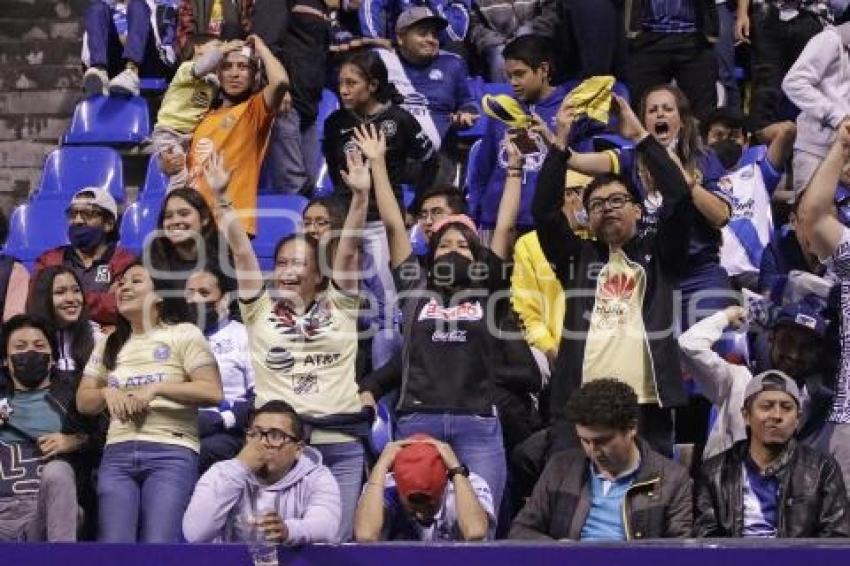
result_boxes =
[183,400,341,544]
[211,148,371,542]
[76,262,224,542]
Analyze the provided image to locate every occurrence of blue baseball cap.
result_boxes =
[774,296,829,338]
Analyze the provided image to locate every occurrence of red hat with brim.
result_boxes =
[392,434,448,504]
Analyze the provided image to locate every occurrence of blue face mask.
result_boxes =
[68,225,106,251]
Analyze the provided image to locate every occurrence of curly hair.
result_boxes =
[565,379,639,431]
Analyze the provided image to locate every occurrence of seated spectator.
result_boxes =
[355,435,494,541]
[82,0,179,97]
[176,0,252,53]
[253,0,334,195]
[533,94,691,457]
[564,85,731,331]
[468,0,551,81]
[0,209,30,323]
[363,122,523,519]
[0,315,89,541]
[376,7,479,184]
[510,379,692,540]
[184,268,254,474]
[152,35,231,192]
[168,34,288,237]
[213,146,372,541]
[694,371,850,537]
[76,262,223,542]
[511,170,589,377]
[33,187,136,329]
[183,400,341,543]
[679,299,836,460]
[782,21,850,195]
[467,35,571,244]
[716,120,797,291]
[740,0,828,133]
[147,187,233,305]
[798,120,850,492]
[624,0,719,119]
[361,0,470,48]
[26,266,106,539]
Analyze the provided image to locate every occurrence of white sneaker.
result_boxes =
[108,68,140,97]
[82,67,108,97]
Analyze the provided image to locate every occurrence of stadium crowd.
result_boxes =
[3,0,850,547]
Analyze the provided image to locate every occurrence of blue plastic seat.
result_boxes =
[139,77,169,93]
[4,202,70,266]
[63,95,151,146]
[118,200,163,256]
[252,194,308,271]
[32,147,126,205]
[139,155,170,203]
[463,139,483,195]
[369,399,394,457]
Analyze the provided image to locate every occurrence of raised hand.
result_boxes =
[340,148,371,194]
[553,98,575,149]
[613,94,648,142]
[203,150,232,198]
[353,123,387,161]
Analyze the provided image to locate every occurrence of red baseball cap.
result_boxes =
[392,434,448,504]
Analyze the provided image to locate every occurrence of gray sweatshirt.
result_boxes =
[182,446,341,544]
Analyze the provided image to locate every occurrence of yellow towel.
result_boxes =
[566,75,615,124]
[481,94,533,129]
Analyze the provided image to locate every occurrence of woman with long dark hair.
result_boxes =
[147,187,234,303]
[27,266,100,382]
[355,122,522,521]
[76,261,223,542]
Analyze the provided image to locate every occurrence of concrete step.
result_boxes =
[0,139,55,169]
[0,115,71,143]
[0,167,42,204]
[0,39,82,66]
[5,0,89,20]
[0,64,81,91]
[0,18,81,41]
[0,89,80,116]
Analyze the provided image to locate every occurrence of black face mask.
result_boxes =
[9,351,51,390]
[710,139,744,170]
[189,302,222,334]
[431,251,475,288]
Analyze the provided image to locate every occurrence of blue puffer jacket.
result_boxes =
[467,83,571,230]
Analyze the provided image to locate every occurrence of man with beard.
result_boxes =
[176,34,289,237]
[33,187,135,328]
[694,371,850,538]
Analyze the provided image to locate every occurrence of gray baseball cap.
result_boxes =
[744,370,802,407]
[395,6,448,35]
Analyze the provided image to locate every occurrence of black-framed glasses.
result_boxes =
[245,427,300,448]
[587,194,633,214]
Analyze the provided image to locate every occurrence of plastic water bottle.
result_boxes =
[247,518,278,566]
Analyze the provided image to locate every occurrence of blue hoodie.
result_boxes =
[467,83,571,230]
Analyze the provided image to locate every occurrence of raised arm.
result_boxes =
[206,152,266,301]
[248,34,290,112]
[759,120,797,174]
[489,134,524,260]
[334,151,370,293]
[354,441,404,542]
[355,125,413,268]
[799,121,850,259]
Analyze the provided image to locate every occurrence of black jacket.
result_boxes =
[252,0,330,125]
[510,438,693,540]
[322,104,437,219]
[695,439,850,538]
[532,137,692,456]
[625,0,719,41]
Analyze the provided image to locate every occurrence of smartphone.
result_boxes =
[508,128,540,155]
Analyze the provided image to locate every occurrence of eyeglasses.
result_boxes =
[586,194,633,214]
[417,208,448,222]
[245,427,300,448]
[275,257,308,269]
[303,219,331,229]
[65,207,102,221]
